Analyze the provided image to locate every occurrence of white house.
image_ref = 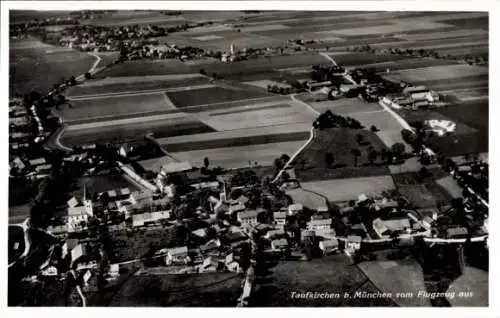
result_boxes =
[132,210,171,227]
[271,238,288,251]
[264,229,285,240]
[273,211,287,229]
[237,210,259,226]
[319,239,339,255]
[67,206,89,233]
[307,218,332,233]
[288,203,303,215]
[346,235,362,251]
[166,246,189,265]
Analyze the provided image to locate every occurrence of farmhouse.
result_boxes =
[346,235,362,251]
[271,238,289,251]
[166,246,189,265]
[319,239,339,255]
[447,227,469,238]
[159,161,193,176]
[307,218,332,231]
[237,210,259,226]
[273,211,287,229]
[288,203,303,215]
[132,210,171,227]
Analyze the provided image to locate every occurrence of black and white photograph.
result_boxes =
[4,1,494,311]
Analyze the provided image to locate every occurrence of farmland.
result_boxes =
[251,254,396,306]
[108,272,242,307]
[10,39,95,95]
[293,128,390,181]
[300,176,396,203]
[167,86,271,108]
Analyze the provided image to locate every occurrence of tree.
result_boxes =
[370,125,378,132]
[391,143,406,158]
[351,148,361,167]
[203,157,210,169]
[69,76,77,86]
[324,152,334,168]
[368,149,378,165]
[418,166,431,181]
[199,69,206,75]
[84,72,92,80]
[356,134,364,145]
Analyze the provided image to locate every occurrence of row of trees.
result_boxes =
[313,110,364,130]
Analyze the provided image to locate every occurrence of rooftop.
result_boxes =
[161,161,193,174]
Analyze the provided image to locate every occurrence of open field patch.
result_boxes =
[251,254,396,307]
[408,75,488,92]
[60,114,215,147]
[382,64,488,83]
[392,171,453,208]
[170,141,306,169]
[60,93,175,122]
[436,176,464,199]
[10,41,95,95]
[286,188,328,211]
[241,24,290,32]
[192,99,317,131]
[167,86,271,108]
[293,128,390,181]
[158,123,311,152]
[309,99,382,115]
[357,259,430,307]
[446,267,488,307]
[317,21,452,37]
[191,34,224,41]
[96,60,193,78]
[397,29,488,41]
[439,16,489,30]
[300,176,395,203]
[108,273,241,307]
[331,52,413,67]
[66,76,209,97]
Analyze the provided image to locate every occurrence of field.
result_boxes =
[66,74,209,96]
[285,188,328,210]
[167,86,271,108]
[293,128,390,181]
[10,39,95,95]
[60,113,216,147]
[251,254,396,306]
[60,93,176,122]
[357,258,431,307]
[382,64,488,83]
[391,170,454,209]
[108,273,242,307]
[300,176,396,203]
[446,266,488,307]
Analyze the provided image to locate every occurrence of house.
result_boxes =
[192,228,208,238]
[447,227,469,238]
[132,210,171,227]
[372,218,388,237]
[319,239,339,255]
[288,203,303,215]
[199,239,221,254]
[67,196,80,208]
[382,218,411,232]
[346,235,362,250]
[301,230,316,242]
[70,244,88,266]
[67,206,89,232]
[422,216,434,230]
[29,157,46,167]
[35,164,52,174]
[271,238,288,251]
[160,161,192,176]
[229,203,246,215]
[403,85,428,95]
[273,211,287,229]
[264,229,285,240]
[237,210,259,226]
[307,218,332,233]
[166,246,189,265]
[62,238,79,259]
[47,224,68,237]
[200,256,220,272]
[11,157,26,171]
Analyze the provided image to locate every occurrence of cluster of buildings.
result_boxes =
[381,85,441,111]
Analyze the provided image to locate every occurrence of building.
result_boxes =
[264,229,285,240]
[403,85,428,95]
[447,227,469,238]
[237,210,259,226]
[28,157,46,167]
[422,216,434,230]
[271,238,288,251]
[346,235,362,250]
[70,244,88,266]
[159,161,193,176]
[382,218,411,232]
[132,210,171,227]
[47,224,68,237]
[288,203,303,215]
[166,246,189,265]
[229,202,246,215]
[319,239,339,255]
[273,211,287,229]
[307,218,332,232]
[67,206,89,233]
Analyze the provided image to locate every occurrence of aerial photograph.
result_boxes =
[7,7,489,308]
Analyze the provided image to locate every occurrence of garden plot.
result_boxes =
[382,64,488,83]
[60,93,176,123]
[95,59,193,78]
[286,188,328,211]
[301,176,396,203]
